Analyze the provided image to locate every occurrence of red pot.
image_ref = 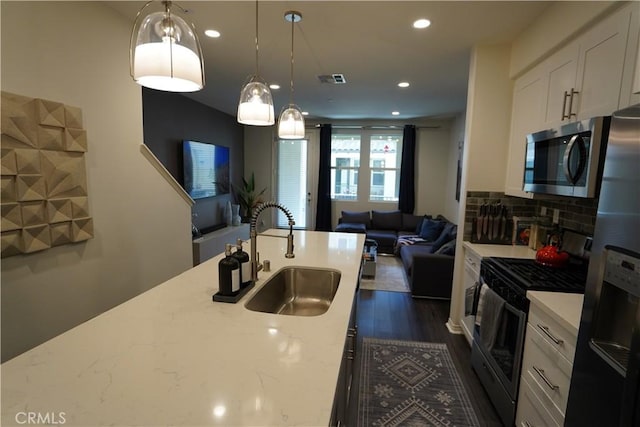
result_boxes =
[536,244,570,267]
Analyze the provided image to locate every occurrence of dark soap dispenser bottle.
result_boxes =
[218,243,240,295]
[232,239,251,288]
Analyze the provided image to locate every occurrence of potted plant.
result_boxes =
[234,172,266,222]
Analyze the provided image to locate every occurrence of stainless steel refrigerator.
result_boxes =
[565,104,640,426]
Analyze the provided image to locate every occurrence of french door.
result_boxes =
[275,133,318,230]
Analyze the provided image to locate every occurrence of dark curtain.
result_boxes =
[398,124,416,214]
[315,124,333,231]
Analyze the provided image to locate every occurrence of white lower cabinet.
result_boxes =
[516,297,579,426]
[517,376,561,427]
[461,247,482,344]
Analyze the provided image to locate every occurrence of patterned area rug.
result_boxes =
[359,256,410,293]
[358,338,480,427]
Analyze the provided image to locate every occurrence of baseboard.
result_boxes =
[446,318,463,334]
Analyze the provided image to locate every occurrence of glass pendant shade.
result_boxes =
[278,104,305,139]
[130,1,204,92]
[237,76,275,125]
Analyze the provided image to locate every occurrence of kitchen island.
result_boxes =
[1,230,365,426]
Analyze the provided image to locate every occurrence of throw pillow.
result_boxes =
[435,239,456,256]
[419,219,444,241]
[431,222,457,251]
[414,215,432,234]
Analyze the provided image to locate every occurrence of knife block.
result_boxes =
[470,217,513,245]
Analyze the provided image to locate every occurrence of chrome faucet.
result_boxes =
[250,202,295,281]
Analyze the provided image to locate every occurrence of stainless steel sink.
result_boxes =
[245,267,341,316]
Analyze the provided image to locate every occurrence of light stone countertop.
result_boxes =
[463,241,537,259]
[526,291,584,335]
[1,230,365,427]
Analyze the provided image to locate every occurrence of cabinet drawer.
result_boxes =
[522,324,573,416]
[528,304,578,364]
[464,250,481,276]
[516,376,561,427]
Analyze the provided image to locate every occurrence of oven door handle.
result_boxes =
[537,324,564,345]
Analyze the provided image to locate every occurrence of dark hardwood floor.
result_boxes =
[347,289,502,426]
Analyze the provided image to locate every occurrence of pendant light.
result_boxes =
[130,0,205,92]
[278,11,305,140]
[237,0,275,126]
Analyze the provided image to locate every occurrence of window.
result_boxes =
[330,135,361,200]
[330,131,402,201]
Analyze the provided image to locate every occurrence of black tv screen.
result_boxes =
[183,140,230,199]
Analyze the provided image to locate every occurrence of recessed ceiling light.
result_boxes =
[269,84,280,90]
[302,111,309,116]
[413,18,431,29]
[398,82,410,88]
[204,29,221,38]
[392,111,400,116]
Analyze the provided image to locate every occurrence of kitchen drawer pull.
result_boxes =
[537,324,564,345]
[533,365,559,391]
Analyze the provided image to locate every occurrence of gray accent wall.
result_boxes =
[142,89,244,234]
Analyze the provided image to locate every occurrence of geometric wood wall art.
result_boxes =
[1,91,93,258]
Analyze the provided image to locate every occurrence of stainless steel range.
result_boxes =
[471,255,587,427]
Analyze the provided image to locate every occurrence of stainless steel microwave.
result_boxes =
[524,116,611,198]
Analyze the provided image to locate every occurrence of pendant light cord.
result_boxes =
[289,14,295,105]
[255,0,260,76]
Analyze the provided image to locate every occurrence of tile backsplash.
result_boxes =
[464,191,598,241]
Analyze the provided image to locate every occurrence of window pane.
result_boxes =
[331,168,358,200]
[369,135,401,168]
[370,170,399,201]
[331,134,361,200]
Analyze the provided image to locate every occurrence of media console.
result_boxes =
[192,224,250,266]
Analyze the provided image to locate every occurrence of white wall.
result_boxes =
[414,126,453,217]
[443,113,466,224]
[1,2,192,361]
[243,126,275,230]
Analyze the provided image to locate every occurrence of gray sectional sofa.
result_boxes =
[336,210,457,299]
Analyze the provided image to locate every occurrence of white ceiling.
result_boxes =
[107,1,552,121]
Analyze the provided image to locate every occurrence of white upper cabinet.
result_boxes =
[543,5,631,125]
[505,66,545,198]
[573,6,632,120]
[505,3,636,198]
[542,43,580,126]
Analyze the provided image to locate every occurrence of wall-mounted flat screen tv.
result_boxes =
[183,140,230,199]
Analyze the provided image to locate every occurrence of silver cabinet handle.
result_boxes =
[533,365,559,391]
[562,88,579,120]
[562,90,571,119]
[537,323,564,345]
[567,88,579,118]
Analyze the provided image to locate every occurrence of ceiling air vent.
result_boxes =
[318,73,347,84]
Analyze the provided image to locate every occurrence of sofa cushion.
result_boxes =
[335,222,366,233]
[401,213,425,232]
[366,230,397,250]
[341,210,370,227]
[435,239,456,256]
[371,210,402,230]
[419,219,445,241]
